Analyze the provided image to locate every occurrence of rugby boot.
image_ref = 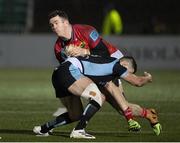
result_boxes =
[33,126,49,137]
[70,128,96,139]
[128,119,141,132]
[146,108,162,135]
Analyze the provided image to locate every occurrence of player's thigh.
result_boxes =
[68,76,93,96]
[60,96,83,121]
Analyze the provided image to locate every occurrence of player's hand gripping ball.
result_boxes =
[65,44,75,56]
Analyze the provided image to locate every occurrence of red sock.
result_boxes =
[141,108,147,117]
[124,107,133,121]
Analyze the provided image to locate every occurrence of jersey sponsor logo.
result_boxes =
[90,30,99,41]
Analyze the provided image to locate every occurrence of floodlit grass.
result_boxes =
[0,69,180,142]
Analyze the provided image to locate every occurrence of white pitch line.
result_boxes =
[79,130,180,134]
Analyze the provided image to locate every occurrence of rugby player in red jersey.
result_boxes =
[49,10,161,134]
[46,10,161,136]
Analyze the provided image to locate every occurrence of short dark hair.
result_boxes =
[48,10,69,20]
[120,56,137,73]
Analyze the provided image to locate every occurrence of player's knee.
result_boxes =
[104,81,113,89]
[81,83,103,107]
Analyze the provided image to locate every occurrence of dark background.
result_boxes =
[33,0,180,34]
[0,0,180,34]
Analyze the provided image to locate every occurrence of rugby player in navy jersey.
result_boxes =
[33,55,161,138]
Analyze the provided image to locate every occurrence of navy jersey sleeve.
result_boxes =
[113,62,128,77]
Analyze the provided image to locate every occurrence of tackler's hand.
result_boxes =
[144,71,152,82]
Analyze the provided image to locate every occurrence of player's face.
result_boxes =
[49,16,68,37]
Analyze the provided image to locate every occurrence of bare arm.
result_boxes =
[122,71,152,87]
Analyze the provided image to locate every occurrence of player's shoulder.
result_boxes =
[73,24,96,32]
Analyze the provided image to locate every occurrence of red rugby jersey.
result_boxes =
[54,24,118,62]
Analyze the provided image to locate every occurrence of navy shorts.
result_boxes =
[52,62,84,98]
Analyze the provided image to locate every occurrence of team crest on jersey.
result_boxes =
[90,30,99,41]
[80,41,86,48]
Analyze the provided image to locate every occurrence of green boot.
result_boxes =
[152,123,162,136]
[128,119,141,132]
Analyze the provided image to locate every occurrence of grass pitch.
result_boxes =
[0,68,180,142]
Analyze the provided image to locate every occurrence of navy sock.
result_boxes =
[41,112,72,133]
[75,100,101,130]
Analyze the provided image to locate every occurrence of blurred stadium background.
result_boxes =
[0,0,180,142]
